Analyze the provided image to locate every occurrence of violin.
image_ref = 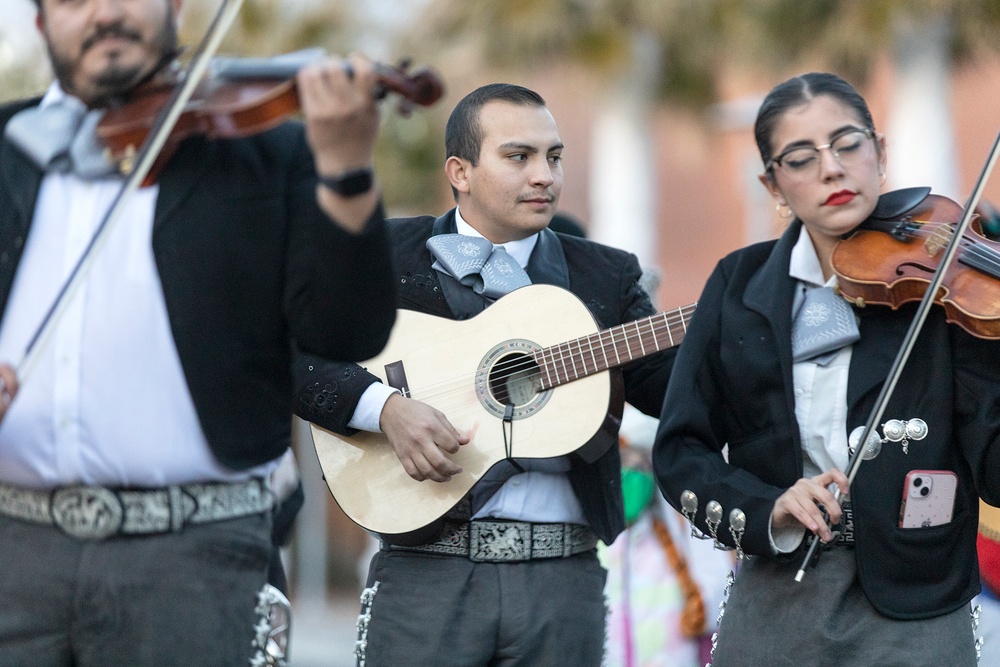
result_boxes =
[96,52,444,180]
[831,187,1000,339]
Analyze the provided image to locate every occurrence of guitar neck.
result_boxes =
[533,303,697,390]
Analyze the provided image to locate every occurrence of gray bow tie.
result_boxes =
[4,97,116,179]
[427,234,531,299]
[791,285,860,364]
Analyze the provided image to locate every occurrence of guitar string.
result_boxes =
[395,306,698,414]
[404,305,696,401]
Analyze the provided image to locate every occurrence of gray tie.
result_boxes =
[5,98,116,179]
[791,285,860,364]
[426,234,531,299]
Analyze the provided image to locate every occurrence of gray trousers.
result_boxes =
[358,548,608,667]
[713,548,977,667]
[0,513,272,666]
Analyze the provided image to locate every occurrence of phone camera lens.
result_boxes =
[920,486,930,497]
[913,477,924,487]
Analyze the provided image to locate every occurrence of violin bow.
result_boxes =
[795,129,1000,582]
[10,0,246,387]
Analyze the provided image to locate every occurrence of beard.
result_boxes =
[46,5,178,107]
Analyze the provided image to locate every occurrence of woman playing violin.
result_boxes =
[0,0,396,663]
[653,72,1000,666]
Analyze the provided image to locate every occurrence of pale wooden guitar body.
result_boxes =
[310,283,695,536]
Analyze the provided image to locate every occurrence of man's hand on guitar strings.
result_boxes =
[379,393,471,482]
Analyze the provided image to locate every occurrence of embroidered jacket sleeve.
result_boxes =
[651,256,790,558]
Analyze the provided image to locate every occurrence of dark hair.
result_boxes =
[445,83,546,165]
[755,72,875,178]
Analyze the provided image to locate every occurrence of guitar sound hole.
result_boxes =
[488,352,541,407]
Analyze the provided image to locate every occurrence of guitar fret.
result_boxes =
[566,341,581,380]
[587,334,598,375]
[538,348,554,390]
[662,312,674,347]
[610,328,622,365]
[633,320,645,358]
[556,342,569,384]
[535,301,698,389]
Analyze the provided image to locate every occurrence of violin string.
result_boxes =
[881,221,1000,278]
[13,0,247,386]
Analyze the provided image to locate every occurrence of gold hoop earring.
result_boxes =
[775,202,792,219]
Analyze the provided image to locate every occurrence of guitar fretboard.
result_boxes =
[533,303,697,390]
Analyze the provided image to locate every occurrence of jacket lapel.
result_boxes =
[525,227,570,289]
[0,134,44,238]
[743,221,800,382]
[846,305,908,410]
[152,136,215,235]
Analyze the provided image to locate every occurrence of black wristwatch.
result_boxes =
[318,167,374,197]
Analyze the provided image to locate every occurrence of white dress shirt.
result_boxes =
[352,209,587,525]
[0,84,271,489]
[771,226,854,552]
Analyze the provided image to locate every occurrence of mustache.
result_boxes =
[82,23,143,52]
[518,189,555,202]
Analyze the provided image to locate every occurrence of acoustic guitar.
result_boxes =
[310,283,696,536]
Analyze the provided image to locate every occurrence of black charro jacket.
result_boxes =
[0,99,395,470]
[653,212,1000,620]
[295,208,676,544]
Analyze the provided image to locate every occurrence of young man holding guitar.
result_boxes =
[295,83,678,666]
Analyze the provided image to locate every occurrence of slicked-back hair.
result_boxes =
[755,72,876,180]
[445,83,546,166]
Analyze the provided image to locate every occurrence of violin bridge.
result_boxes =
[924,224,953,257]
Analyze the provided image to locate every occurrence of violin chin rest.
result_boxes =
[872,186,932,220]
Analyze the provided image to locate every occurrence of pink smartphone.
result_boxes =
[898,470,957,528]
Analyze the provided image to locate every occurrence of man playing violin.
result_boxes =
[0,0,396,663]
[293,83,677,667]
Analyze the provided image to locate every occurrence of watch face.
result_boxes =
[321,168,374,197]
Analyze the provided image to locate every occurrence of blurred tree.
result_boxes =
[405,0,1000,252]
[728,0,1000,199]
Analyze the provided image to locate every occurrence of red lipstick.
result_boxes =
[824,190,856,206]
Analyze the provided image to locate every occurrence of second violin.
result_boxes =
[96,50,444,180]
[832,186,1000,339]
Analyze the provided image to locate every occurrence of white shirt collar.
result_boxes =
[788,225,831,288]
[454,207,538,270]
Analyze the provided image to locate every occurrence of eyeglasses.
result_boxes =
[766,128,875,182]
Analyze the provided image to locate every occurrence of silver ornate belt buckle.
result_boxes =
[469,521,531,562]
[51,486,124,539]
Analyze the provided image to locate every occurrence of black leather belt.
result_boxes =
[385,519,599,562]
